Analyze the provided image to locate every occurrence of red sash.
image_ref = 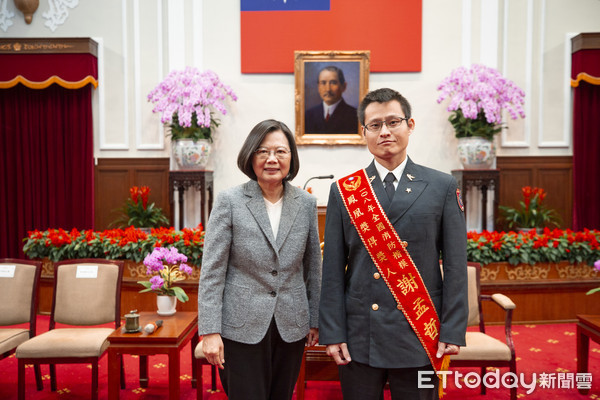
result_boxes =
[337,169,449,373]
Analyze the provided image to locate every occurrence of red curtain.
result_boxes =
[0,84,94,258]
[572,49,600,230]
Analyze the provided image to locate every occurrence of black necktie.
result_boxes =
[384,172,395,200]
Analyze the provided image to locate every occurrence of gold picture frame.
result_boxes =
[294,50,370,145]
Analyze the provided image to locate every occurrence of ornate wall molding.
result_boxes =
[0,0,15,32]
[42,0,78,32]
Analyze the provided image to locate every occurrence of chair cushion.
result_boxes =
[15,328,114,359]
[0,328,29,354]
[450,332,512,361]
[194,339,206,359]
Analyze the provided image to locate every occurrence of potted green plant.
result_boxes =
[147,67,237,169]
[437,64,526,169]
[499,186,561,231]
[111,186,169,230]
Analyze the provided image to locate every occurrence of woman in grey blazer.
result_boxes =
[198,119,322,400]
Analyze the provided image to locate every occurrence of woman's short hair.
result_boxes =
[237,119,300,181]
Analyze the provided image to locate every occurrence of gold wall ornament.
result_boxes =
[505,264,551,280]
[124,260,201,281]
[555,262,600,280]
[13,0,38,24]
[480,264,500,281]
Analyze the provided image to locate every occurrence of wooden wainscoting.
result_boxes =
[497,156,573,229]
[94,158,170,231]
[481,280,600,324]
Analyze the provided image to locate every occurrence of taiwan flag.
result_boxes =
[241,0,422,73]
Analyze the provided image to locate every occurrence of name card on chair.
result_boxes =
[0,265,16,277]
[76,265,98,278]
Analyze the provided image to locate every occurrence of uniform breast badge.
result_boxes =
[456,188,464,212]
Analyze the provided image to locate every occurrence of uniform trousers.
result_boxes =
[219,318,306,400]
[339,360,439,400]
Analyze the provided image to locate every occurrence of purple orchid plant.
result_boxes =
[586,260,600,295]
[138,246,194,302]
[437,64,526,140]
[147,67,237,142]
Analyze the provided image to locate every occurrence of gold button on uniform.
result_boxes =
[373,272,381,280]
[372,304,379,311]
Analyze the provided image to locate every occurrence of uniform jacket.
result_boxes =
[305,98,358,134]
[198,180,322,344]
[319,158,468,368]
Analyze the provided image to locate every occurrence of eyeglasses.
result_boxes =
[363,117,409,134]
[254,147,291,160]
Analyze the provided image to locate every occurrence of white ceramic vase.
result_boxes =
[172,139,211,170]
[156,295,177,316]
[456,136,496,169]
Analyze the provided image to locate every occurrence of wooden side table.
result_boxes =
[169,170,214,229]
[451,169,500,231]
[576,314,600,394]
[107,311,198,400]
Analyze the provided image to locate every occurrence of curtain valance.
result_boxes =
[0,38,98,90]
[0,53,98,90]
[571,33,600,87]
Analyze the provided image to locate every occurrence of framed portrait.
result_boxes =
[294,51,370,145]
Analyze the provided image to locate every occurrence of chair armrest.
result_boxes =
[491,293,516,310]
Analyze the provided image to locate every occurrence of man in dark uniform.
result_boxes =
[319,88,468,400]
[305,66,358,134]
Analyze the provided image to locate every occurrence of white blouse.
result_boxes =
[264,196,283,239]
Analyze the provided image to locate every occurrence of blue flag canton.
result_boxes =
[241,0,330,11]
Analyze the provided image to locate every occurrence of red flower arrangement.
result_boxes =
[22,224,205,265]
[467,228,600,266]
[111,186,170,229]
[499,186,561,229]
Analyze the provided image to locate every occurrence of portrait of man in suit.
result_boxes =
[304,65,359,134]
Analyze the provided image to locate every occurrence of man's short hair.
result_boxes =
[237,119,300,181]
[357,88,412,126]
[318,66,346,85]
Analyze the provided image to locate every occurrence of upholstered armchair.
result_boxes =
[16,259,124,400]
[0,259,43,391]
[194,339,219,400]
[450,262,517,400]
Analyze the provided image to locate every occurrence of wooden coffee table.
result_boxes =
[576,314,600,394]
[107,311,198,399]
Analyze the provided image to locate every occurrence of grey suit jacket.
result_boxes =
[319,158,468,368]
[198,180,322,344]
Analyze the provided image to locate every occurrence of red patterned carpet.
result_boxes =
[1,316,600,399]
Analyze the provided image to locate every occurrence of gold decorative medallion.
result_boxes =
[343,176,361,191]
